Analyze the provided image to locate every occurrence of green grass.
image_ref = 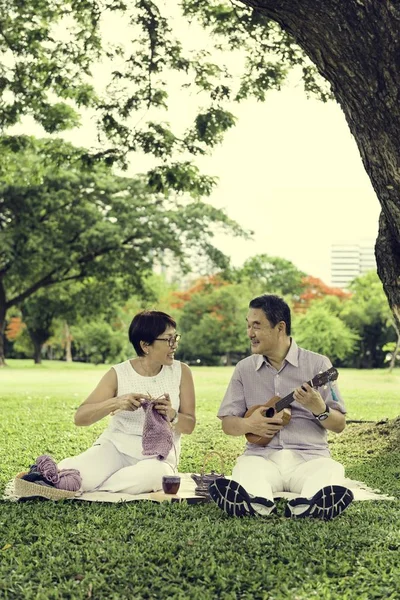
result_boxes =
[1,361,400,599]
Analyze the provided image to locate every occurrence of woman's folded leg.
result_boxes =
[98,458,174,495]
[58,441,125,492]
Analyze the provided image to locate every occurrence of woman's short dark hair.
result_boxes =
[249,294,291,335]
[129,310,177,356]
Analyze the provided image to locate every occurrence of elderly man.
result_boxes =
[209,294,353,520]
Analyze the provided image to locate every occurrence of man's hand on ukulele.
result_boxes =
[246,407,283,439]
[293,382,326,414]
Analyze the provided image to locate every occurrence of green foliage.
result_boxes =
[234,253,306,297]
[177,283,250,365]
[0,0,100,130]
[293,303,359,364]
[71,320,126,364]
[16,280,129,362]
[0,135,248,358]
[340,272,396,368]
[11,324,33,357]
[0,0,330,170]
[181,0,332,102]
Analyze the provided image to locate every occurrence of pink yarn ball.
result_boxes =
[36,455,60,484]
[55,469,82,491]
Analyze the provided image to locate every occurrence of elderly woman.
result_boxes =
[58,310,196,494]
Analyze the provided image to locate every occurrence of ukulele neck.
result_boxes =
[274,378,314,413]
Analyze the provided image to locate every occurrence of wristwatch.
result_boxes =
[312,405,330,421]
[170,410,179,426]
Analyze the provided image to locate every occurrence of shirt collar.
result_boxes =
[285,338,299,367]
[255,338,299,370]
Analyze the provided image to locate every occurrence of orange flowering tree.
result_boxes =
[294,276,351,313]
[176,281,251,365]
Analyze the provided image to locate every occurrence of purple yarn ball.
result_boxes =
[55,469,82,492]
[36,455,60,484]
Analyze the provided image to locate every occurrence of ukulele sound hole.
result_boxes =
[264,407,275,418]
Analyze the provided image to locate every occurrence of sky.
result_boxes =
[97,9,380,285]
[12,7,381,286]
[197,87,380,284]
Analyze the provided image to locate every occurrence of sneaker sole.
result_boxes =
[310,485,354,520]
[286,485,354,520]
[209,478,255,517]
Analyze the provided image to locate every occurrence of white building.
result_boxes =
[330,241,376,289]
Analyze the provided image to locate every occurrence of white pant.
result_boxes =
[232,450,346,501]
[58,441,174,494]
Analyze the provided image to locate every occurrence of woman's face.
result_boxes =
[148,326,180,365]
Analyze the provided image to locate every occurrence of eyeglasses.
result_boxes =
[154,334,181,347]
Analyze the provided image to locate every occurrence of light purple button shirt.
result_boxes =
[217,339,346,459]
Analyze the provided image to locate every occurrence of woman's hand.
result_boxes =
[153,393,176,421]
[113,393,150,413]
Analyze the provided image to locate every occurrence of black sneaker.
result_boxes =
[209,477,275,517]
[285,485,354,520]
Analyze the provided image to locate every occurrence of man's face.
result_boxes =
[246,308,280,356]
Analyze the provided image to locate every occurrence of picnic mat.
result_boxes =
[3,473,396,503]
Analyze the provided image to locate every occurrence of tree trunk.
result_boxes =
[27,328,44,364]
[0,280,6,366]
[389,322,400,373]
[33,340,42,364]
[64,322,73,362]
[239,0,400,329]
[33,344,42,365]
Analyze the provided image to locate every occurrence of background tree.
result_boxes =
[177,283,251,365]
[0,135,246,365]
[17,278,131,364]
[14,272,182,364]
[340,272,396,369]
[234,254,306,298]
[71,320,126,365]
[293,303,359,365]
[20,296,57,365]
[3,1,400,339]
[170,274,229,309]
[293,276,351,313]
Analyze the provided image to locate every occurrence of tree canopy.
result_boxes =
[2,0,400,362]
[234,254,306,298]
[0,135,246,363]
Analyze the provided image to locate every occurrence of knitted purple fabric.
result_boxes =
[141,400,173,460]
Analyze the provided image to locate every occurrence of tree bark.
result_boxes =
[64,322,73,362]
[32,338,42,365]
[238,0,400,329]
[0,280,6,366]
[389,321,400,372]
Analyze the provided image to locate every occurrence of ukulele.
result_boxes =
[243,367,339,447]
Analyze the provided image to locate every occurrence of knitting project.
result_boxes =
[141,399,173,460]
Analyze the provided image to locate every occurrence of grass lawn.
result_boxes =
[0,361,399,599]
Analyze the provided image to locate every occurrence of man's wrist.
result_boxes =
[241,416,254,436]
[312,404,330,421]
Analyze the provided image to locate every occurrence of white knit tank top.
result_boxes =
[94,359,182,462]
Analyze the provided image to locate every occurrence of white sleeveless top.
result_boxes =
[95,359,182,465]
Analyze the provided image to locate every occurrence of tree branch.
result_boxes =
[6,269,61,309]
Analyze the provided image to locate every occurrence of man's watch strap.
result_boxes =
[312,405,330,421]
